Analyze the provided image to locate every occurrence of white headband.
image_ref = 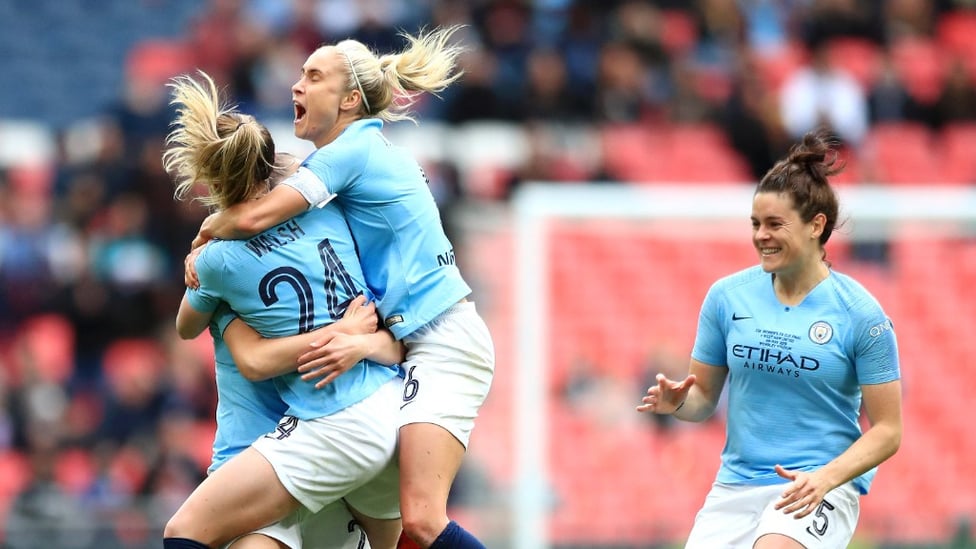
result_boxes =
[342,52,370,114]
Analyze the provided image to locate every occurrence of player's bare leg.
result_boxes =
[164,447,298,547]
[398,422,479,548]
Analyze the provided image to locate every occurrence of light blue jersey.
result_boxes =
[691,266,900,494]
[285,119,471,339]
[187,202,399,420]
[207,304,287,474]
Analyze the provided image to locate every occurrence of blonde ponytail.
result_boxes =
[163,71,276,210]
[335,25,467,123]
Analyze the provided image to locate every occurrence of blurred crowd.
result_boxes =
[2,0,976,545]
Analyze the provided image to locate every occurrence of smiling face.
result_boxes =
[751,191,825,276]
[292,47,358,148]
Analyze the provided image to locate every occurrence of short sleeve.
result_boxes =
[210,303,238,336]
[281,167,335,209]
[851,308,901,385]
[691,282,729,367]
[187,247,225,314]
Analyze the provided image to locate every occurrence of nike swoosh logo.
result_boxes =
[732,313,752,321]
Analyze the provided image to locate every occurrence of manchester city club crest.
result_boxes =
[809,321,833,344]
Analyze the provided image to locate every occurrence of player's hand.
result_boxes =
[191,213,218,250]
[773,464,832,519]
[297,332,371,389]
[184,245,206,289]
[335,295,378,335]
[636,373,696,414]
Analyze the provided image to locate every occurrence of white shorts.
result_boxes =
[400,301,495,448]
[251,378,401,518]
[685,481,860,549]
[227,500,369,549]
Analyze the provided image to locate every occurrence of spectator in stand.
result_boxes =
[444,47,514,123]
[691,0,747,70]
[721,54,788,181]
[867,54,928,125]
[513,47,594,123]
[5,439,94,549]
[798,0,884,47]
[931,57,976,128]
[778,38,869,147]
[594,40,654,123]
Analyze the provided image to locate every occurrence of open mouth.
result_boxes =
[294,102,307,123]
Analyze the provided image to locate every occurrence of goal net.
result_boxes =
[456,182,976,548]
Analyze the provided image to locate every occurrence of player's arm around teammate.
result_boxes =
[183,28,494,549]
[163,71,404,549]
[224,313,405,384]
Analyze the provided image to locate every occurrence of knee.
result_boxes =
[163,514,181,539]
[400,512,447,548]
[163,510,197,541]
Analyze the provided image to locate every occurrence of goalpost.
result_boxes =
[508,182,976,549]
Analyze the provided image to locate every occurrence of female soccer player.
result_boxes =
[198,300,375,549]
[189,26,495,549]
[190,164,390,548]
[637,130,902,548]
[162,72,404,549]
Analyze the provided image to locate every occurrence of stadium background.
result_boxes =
[0,0,974,547]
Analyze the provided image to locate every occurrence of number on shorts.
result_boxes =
[403,365,420,402]
[265,416,299,440]
[805,498,836,539]
[347,519,367,549]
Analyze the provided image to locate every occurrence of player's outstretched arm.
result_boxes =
[636,359,726,422]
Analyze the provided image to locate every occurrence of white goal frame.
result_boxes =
[510,182,976,549]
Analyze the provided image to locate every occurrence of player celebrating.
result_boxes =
[638,130,902,548]
[163,72,404,549]
[190,26,495,549]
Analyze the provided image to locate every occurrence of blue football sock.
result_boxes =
[428,521,486,549]
[163,538,210,549]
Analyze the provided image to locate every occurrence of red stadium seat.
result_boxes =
[826,37,883,91]
[936,10,976,78]
[660,10,699,55]
[12,313,75,386]
[55,448,95,496]
[602,123,752,184]
[125,39,192,86]
[858,123,938,184]
[753,41,809,92]
[937,10,976,54]
[101,339,166,396]
[828,145,863,186]
[0,451,31,503]
[889,37,948,103]
[658,124,752,183]
[600,124,666,183]
[938,122,976,183]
